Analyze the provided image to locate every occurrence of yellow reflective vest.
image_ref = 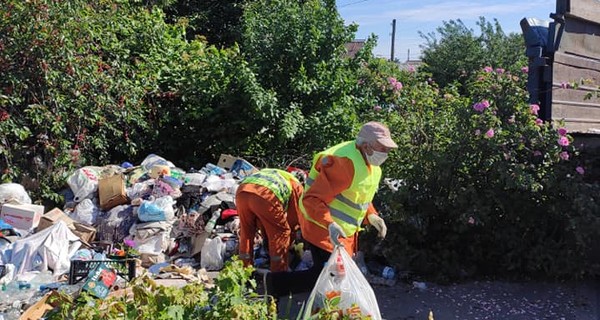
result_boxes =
[241,168,297,208]
[299,141,381,236]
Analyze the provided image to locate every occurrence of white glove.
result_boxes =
[328,222,346,246]
[367,214,387,239]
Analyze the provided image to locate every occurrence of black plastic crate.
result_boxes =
[69,259,136,284]
[0,264,5,278]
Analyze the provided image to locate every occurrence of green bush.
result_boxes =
[0,0,255,203]
[363,65,600,281]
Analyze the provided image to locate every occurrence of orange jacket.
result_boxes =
[236,180,303,233]
[299,144,379,254]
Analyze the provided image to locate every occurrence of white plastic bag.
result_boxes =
[200,237,225,271]
[0,183,31,205]
[302,246,382,320]
[71,198,100,225]
[67,166,102,202]
[140,154,175,172]
[127,181,154,199]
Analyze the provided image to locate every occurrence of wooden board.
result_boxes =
[550,2,600,133]
[558,0,600,24]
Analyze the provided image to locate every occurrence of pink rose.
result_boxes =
[559,151,569,161]
[530,104,540,115]
[558,136,570,146]
[557,127,567,136]
[473,100,490,112]
[485,128,495,138]
[576,166,585,175]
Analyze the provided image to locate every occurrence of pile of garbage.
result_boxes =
[0,153,259,318]
[0,152,400,319]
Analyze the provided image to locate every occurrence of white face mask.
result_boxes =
[366,150,388,166]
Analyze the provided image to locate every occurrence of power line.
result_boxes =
[338,0,370,8]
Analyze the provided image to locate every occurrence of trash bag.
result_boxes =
[96,205,137,243]
[67,166,102,202]
[71,198,100,225]
[138,196,175,222]
[302,246,382,320]
[200,236,225,271]
[140,154,174,172]
[0,183,32,205]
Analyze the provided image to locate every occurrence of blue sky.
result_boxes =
[337,0,556,60]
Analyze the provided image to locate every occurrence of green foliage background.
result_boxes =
[0,0,598,281]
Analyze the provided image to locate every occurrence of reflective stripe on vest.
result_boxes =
[299,141,381,236]
[306,177,370,211]
[242,169,293,207]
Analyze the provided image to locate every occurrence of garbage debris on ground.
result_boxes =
[0,152,397,319]
[0,153,261,319]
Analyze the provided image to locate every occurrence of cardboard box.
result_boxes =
[98,174,128,211]
[1,203,44,230]
[217,154,238,171]
[37,207,97,244]
[72,222,97,244]
[37,207,75,232]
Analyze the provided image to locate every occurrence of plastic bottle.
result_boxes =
[367,261,396,280]
[204,209,221,233]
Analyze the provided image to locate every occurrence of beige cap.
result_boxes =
[358,121,398,148]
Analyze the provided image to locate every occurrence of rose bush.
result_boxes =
[362,64,600,280]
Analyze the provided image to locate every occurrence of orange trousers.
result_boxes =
[236,189,291,272]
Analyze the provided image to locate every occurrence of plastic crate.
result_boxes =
[0,264,5,278]
[69,259,136,285]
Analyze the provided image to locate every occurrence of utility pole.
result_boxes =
[390,19,396,62]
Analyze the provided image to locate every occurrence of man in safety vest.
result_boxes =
[298,121,396,263]
[236,168,306,272]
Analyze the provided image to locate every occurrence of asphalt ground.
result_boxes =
[275,279,600,320]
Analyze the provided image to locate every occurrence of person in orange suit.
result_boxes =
[266,121,396,297]
[236,168,305,272]
[298,121,395,257]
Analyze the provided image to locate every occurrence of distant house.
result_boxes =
[344,39,366,58]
